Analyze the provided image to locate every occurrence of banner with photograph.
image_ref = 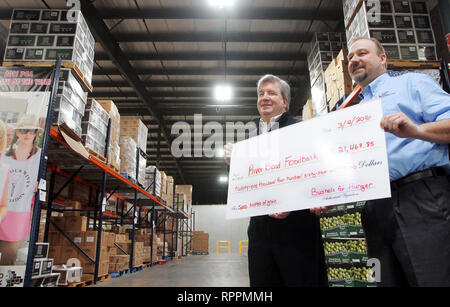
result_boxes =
[0,67,53,275]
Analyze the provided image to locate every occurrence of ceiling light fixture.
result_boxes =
[218,175,228,183]
[214,84,232,102]
[208,0,233,8]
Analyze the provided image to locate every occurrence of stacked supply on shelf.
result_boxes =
[97,100,121,172]
[343,0,437,60]
[2,9,95,138]
[302,98,314,120]
[323,49,355,111]
[144,165,161,196]
[175,192,187,214]
[4,9,95,85]
[175,185,193,216]
[54,68,88,137]
[160,171,174,207]
[81,98,109,158]
[47,213,116,280]
[119,136,137,181]
[30,242,61,287]
[307,32,347,116]
[120,117,148,184]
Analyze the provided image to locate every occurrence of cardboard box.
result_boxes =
[64,216,87,232]
[120,117,148,152]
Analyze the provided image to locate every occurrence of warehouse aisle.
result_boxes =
[93,253,249,287]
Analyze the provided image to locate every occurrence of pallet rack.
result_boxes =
[18,60,193,287]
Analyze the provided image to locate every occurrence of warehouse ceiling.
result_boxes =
[0,0,345,205]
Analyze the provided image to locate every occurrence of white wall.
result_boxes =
[192,205,249,254]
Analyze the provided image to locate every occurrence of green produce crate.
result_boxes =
[322,225,348,238]
[353,279,377,287]
[328,279,354,287]
[347,225,365,238]
[349,252,368,264]
[355,201,366,209]
[327,204,347,214]
[325,252,351,265]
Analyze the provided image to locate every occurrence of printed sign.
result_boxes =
[226,99,391,219]
[0,67,53,276]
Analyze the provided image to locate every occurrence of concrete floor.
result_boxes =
[93,253,250,287]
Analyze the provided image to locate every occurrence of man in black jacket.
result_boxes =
[224,74,328,287]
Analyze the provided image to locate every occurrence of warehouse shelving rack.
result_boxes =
[41,125,177,284]
[18,58,180,286]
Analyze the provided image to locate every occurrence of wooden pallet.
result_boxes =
[61,282,85,287]
[96,274,111,282]
[2,60,93,92]
[86,147,107,164]
[108,163,120,173]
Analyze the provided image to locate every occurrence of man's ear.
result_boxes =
[380,53,387,68]
[283,98,289,110]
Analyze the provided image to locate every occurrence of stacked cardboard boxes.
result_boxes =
[53,68,88,137]
[138,152,147,186]
[324,49,354,111]
[144,165,161,196]
[119,136,137,179]
[302,99,314,120]
[343,0,437,60]
[166,176,174,207]
[192,231,209,254]
[4,9,95,85]
[97,100,121,171]
[47,215,115,277]
[160,171,168,203]
[175,185,193,215]
[82,98,109,157]
[307,32,346,116]
[120,117,148,153]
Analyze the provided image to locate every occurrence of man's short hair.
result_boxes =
[350,37,386,55]
[257,74,291,110]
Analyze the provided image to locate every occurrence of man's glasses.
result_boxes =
[17,129,39,134]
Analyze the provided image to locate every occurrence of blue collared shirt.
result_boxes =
[360,72,450,181]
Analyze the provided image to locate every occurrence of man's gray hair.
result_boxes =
[257,74,291,110]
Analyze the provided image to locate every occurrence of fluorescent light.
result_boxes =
[214,85,232,102]
[218,175,228,183]
[209,0,233,8]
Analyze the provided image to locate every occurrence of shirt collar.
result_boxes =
[361,73,390,99]
[259,113,283,125]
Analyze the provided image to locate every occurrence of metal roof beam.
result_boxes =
[92,79,301,88]
[114,32,311,43]
[93,67,307,76]
[94,51,307,62]
[99,7,342,21]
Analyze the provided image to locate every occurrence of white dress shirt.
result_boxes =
[259,114,282,134]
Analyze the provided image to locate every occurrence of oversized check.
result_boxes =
[226,99,391,219]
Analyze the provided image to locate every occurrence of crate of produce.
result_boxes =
[351,267,376,287]
[322,225,348,238]
[347,225,365,238]
[327,267,354,287]
[324,241,351,264]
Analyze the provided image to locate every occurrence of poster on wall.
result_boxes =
[0,67,53,277]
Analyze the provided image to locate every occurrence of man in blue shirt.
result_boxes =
[347,37,450,287]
